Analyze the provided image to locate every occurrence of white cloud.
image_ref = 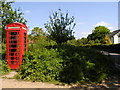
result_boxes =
[25,10,31,13]
[94,21,116,31]
[95,21,110,27]
[110,27,118,32]
[107,27,114,30]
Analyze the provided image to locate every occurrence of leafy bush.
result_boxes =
[0,60,11,75]
[57,45,115,83]
[15,40,63,82]
[0,44,11,75]
[15,38,115,84]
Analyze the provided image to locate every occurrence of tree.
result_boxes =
[29,27,46,43]
[87,26,110,44]
[44,9,76,45]
[88,40,95,45]
[104,35,112,44]
[1,0,27,43]
[67,39,78,46]
[77,38,88,45]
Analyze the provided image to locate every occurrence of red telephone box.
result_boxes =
[6,23,28,69]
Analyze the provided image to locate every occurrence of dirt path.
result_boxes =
[1,78,69,88]
[1,71,70,88]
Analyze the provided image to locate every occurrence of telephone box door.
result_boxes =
[6,31,21,69]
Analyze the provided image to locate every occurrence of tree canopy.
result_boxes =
[1,0,27,42]
[28,27,46,43]
[87,26,111,44]
[44,9,76,45]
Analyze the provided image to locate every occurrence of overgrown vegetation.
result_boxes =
[15,37,115,84]
[1,60,11,75]
[57,45,115,83]
[1,44,11,75]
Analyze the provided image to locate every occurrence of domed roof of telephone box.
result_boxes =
[6,23,28,29]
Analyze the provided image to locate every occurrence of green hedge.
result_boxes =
[84,44,120,54]
[15,43,115,84]
[57,45,115,83]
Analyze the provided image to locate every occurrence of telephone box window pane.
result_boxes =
[24,33,26,36]
[16,57,20,60]
[17,49,20,51]
[10,45,20,48]
[10,41,17,43]
[10,53,14,56]
[17,45,20,47]
[11,61,14,64]
[14,61,19,64]
[10,45,16,48]
[17,53,20,56]
[10,49,16,52]
[10,36,18,39]
[11,32,17,35]
[11,57,14,60]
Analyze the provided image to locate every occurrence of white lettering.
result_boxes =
[8,27,20,29]
[22,27,27,30]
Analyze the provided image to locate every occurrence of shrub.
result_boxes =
[15,43,63,82]
[0,60,11,75]
[15,40,115,84]
[57,45,114,83]
[0,44,11,75]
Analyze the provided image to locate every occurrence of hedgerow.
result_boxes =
[57,45,115,83]
[15,39,115,84]
[84,44,120,54]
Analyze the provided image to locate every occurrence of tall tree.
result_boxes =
[44,9,76,45]
[29,27,46,43]
[87,26,110,44]
[1,0,27,43]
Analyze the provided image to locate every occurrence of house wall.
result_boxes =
[113,35,118,44]
[113,32,120,44]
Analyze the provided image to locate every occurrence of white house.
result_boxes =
[108,30,120,44]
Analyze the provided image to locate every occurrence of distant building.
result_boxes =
[108,30,120,44]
